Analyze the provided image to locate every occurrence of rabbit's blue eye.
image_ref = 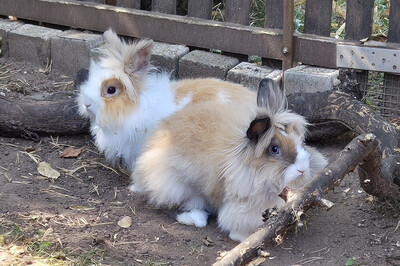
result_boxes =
[270,145,280,155]
[107,86,116,94]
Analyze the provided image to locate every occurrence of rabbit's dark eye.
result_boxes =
[270,145,280,155]
[107,86,116,94]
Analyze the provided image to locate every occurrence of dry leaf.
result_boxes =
[8,16,18,21]
[10,245,26,255]
[60,147,82,158]
[37,162,60,179]
[117,216,132,228]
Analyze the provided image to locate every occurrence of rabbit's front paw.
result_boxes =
[176,209,208,228]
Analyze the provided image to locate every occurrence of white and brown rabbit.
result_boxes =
[77,30,248,170]
[131,78,328,242]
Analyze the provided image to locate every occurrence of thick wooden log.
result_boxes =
[288,90,400,185]
[214,134,400,266]
[288,90,398,158]
[0,92,89,139]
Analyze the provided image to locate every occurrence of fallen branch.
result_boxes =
[214,134,400,266]
[0,91,89,139]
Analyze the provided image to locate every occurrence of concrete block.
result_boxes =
[151,42,189,77]
[284,65,340,95]
[51,30,103,76]
[8,24,62,68]
[226,62,275,91]
[179,50,239,79]
[0,19,24,57]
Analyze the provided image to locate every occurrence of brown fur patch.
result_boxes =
[270,131,297,164]
[101,78,135,123]
[172,78,256,105]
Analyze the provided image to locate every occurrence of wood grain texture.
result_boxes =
[187,0,212,19]
[304,0,332,36]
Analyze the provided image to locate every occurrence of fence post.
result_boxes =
[345,0,374,100]
[282,0,294,74]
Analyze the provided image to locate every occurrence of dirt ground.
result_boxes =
[0,57,400,266]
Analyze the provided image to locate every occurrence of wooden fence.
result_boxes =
[0,0,399,116]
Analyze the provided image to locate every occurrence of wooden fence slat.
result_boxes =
[0,0,367,69]
[388,0,400,43]
[116,0,140,9]
[345,0,374,101]
[304,0,332,36]
[225,0,251,25]
[345,0,374,40]
[282,0,294,72]
[187,0,212,19]
[152,0,176,14]
[264,0,283,29]
[384,1,400,117]
[105,0,116,5]
[263,0,283,68]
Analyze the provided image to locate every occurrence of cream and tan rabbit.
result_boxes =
[131,78,328,242]
[77,29,251,170]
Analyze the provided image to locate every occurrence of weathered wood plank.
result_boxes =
[384,0,400,117]
[294,33,337,67]
[345,0,374,40]
[0,0,284,60]
[263,0,283,68]
[105,0,116,5]
[225,0,251,25]
[0,0,364,69]
[264,0,283,29]
[345,0,374,103]
[282,0,294,71]
[388,0,400,43]
[304,0,332,36]
[116,0,140,9]
[187,0,212,19]
[152,0,176,14]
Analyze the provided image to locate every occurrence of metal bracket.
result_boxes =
[337,44,400,74]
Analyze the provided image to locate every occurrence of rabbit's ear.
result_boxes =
[246,116,271,143]
[125,39,154,75]
[257,78,287,113]
[103,29,124,53]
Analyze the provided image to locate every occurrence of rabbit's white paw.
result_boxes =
[177,209,208,228]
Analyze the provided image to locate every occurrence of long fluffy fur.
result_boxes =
[132,82,328,242]
[78,30,262,170]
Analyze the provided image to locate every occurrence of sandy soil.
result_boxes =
[0,57,399,266]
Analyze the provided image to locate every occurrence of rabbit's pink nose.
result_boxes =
[297,170,304,174]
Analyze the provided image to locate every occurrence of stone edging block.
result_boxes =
[8,24,62,68]
[179,50,239,79]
